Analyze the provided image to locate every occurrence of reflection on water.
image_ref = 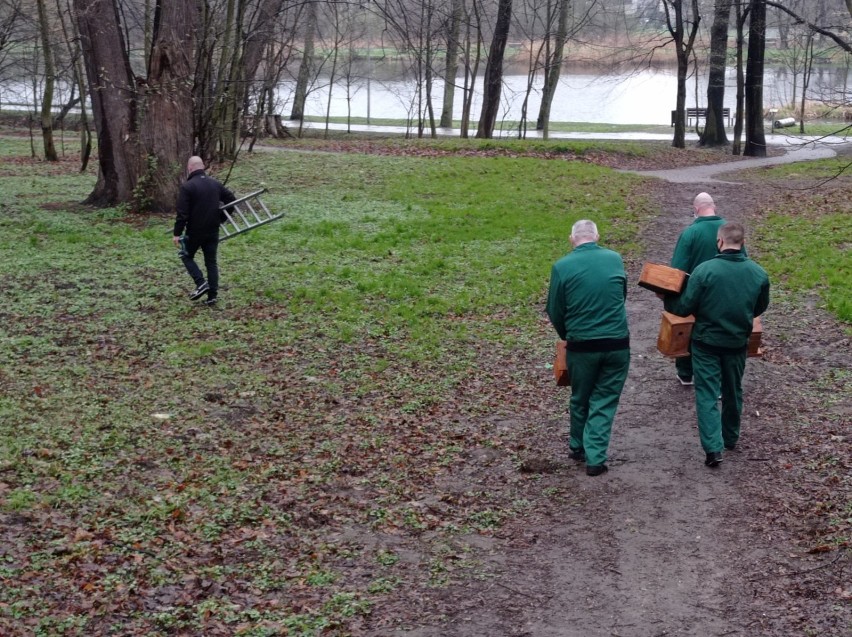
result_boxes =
[0,66,846,127]
[276,66,851,126]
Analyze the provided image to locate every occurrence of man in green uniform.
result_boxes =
[670,192,727,385]
[547,220,630,477]
[665,223,769,468]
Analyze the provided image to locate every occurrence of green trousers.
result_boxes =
[567,349,630,467]
[692,346,746,453]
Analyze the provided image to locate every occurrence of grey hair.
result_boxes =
[571,219,599,241]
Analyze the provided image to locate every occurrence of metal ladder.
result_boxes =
[219,188,284,241]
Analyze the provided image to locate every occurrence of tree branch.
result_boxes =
[764,0,851,54]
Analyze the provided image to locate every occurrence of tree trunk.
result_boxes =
[57,0,92,170]
[475,0,511,138]
[439,0,463,128]
[460,0,482,139]
[699,0,732,147]
[291,0,317,121]
[664,0,701,149]
[744,0,766,157]
[732,1,748,155]
[323,4,340,140]
[673,54,688,148]
[74,0,140,206]
[219,2,246,159]
[75,0,196,211]
[537,0,569,134]
[36,0,58,161]
[239,0,286,136]
[798,32,814,134]
[139,0,197,206]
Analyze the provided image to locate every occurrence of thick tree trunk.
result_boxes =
[138,0,197,208]
[536,0,569,134]
[744,0,766,157]
[75,0,140,206]
[440,0,463,128]
[475,0,512,138]
[75,0,196,211]
[699,0,732,147]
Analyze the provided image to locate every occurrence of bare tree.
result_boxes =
[536,0,598,136]
[56,0,91,170]
[731,0,750,155]
[459,0,483,138]
[476,0,512,138]
[744,0,767,156]
[241,0,296,141]
[35,0,57,160]
[765,0,851,54]
[375,0,442,138]
[439,0,463,128]
[536,0,569,136]
[699,0,732,147]
[797,29,815,133]
[663,0,701,149]
[291,0,318,121]
[514,0,549,139]
[0,1,25,82]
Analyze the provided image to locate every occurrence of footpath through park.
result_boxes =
[381,134,847,637]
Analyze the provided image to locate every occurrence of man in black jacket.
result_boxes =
[173,156,236,305]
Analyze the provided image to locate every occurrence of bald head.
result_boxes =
[187,156,205,174]
[693,192,716,217]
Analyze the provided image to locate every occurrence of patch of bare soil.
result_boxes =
[361,151,850,636]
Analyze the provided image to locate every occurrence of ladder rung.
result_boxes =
[217,190,284,242]
[244,199,263,223]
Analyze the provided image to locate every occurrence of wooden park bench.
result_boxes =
[671,107,732,127]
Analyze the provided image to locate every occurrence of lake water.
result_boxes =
[2,66,847,127]
[275,66,850,127]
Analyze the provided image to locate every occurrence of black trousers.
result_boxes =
[180,234,219,297]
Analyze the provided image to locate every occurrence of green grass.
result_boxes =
[0,135,652,635]
[1,132,847,634]
[770,122,851,138]
[754,210,851,323]
[725,156,852,325]
[746,156,852,180]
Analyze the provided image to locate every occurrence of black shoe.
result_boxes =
[586,464,608,477]
[569,448,586,461]
[204,296,218,306]
[724,443,736,451]
[704,452,723,467]
[677,375,694,386]
[189,281,210,300]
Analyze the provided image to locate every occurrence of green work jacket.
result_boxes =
[671,215,726,274]
[666,250,770,350]
[546,242,629,343]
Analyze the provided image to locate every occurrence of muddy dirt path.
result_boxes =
[383,155,850,637]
